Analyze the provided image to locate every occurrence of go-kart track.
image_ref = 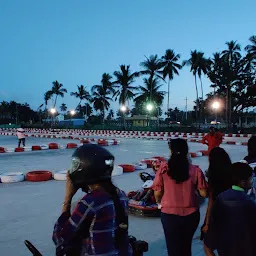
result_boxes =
[0,132,248,256]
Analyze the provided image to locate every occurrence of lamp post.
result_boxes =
[49,108,56,128]
[212,101,220,123]
[146,103,153,127]
[120,105,127,130]
[70,110,76,127]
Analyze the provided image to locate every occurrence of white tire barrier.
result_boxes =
[40,145,49,150]
[5,148,15,153]
[0,172,25,183]
[24,146,32,152]
[134,162,147,170]
[106,140,114,145]
[53,170,68,181]
[249,163,256,169]
[112,166,123,176]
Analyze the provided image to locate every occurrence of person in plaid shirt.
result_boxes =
[52,144,132,256]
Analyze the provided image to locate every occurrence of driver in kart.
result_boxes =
[52,144,132,256]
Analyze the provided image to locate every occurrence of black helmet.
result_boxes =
[69,144,114,188]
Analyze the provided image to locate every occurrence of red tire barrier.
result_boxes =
[26,171,52,182]
[118,164,135,173]
[15,147,25,152]
[81,139,90,144]
[98,139,108,146]
[199,150,209,156]
[66,143,78,149]
[152,156,166,161]
[242,142,248,146]
[32,145,41,151]
[0,147,6,153]
[227,141,236,145]
[48,143,59,149]
[190,152,198,158]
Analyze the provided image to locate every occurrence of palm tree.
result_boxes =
[140,54,163,80]
[245,35,256,62]
[161,49,182,112]
[183,50,208,122]
[91,86,112,124]
[49,81,67,108]
[196,52,210,100]
[221,41,241,129]
[106,109,114,120]
[222,40,241,64]
[113,65,140,106]
[70,85,91,109]
[60,103,67,116]
[92,73,115,94]
[134,77,166,116]
[44,91,52,110]
[91,73,114,124]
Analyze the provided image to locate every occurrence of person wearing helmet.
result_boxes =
[52,144,132,256]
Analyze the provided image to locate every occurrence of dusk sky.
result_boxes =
[0,0,255,114]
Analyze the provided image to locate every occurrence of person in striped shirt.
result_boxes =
[52,144,132,256]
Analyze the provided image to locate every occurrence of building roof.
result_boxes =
[125,115,158,121]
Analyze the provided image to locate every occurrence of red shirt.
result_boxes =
[202,132,223,152]
[152,161,208,216]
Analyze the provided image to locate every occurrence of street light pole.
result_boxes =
[146,103,153,128]
[120,105,127,130]
[50,108,57,128]
[212,101,220,125]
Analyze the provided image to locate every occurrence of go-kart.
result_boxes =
[24,235,148,256]
[127,170,206,217]
[127,172,160,217]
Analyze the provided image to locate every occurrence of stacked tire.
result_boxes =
[0,172,25,183]
[26,171,52,182]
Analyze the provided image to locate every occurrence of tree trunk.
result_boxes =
[199,76,204,100]
[226,88,229,131]
[199,76,204,124]
[54,95,58,108]
[167,79,170,113]
[229,89,232,131]
[102,100,105,129]
[194,75,199,126]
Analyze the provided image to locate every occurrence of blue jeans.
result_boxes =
[161,210,200,256]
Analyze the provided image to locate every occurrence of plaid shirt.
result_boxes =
[53,189,132,256]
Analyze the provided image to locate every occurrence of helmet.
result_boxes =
[69,144,114,188]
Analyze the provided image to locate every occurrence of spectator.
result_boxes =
[205,163,256,256]
[201,147,232,254]
[153,138,208,256]
[202,127,223,153]
[244,136,256,164]
[17,125,26,148]
[52,144,131,256]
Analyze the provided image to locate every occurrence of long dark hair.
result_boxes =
[167,139,189,183]
[98,179,129,253]
[247,136,256,159]
[207,147,232,199]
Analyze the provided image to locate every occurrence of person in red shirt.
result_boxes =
[202,127,223,153]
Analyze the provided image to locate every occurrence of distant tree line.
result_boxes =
[1,36,255,130]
